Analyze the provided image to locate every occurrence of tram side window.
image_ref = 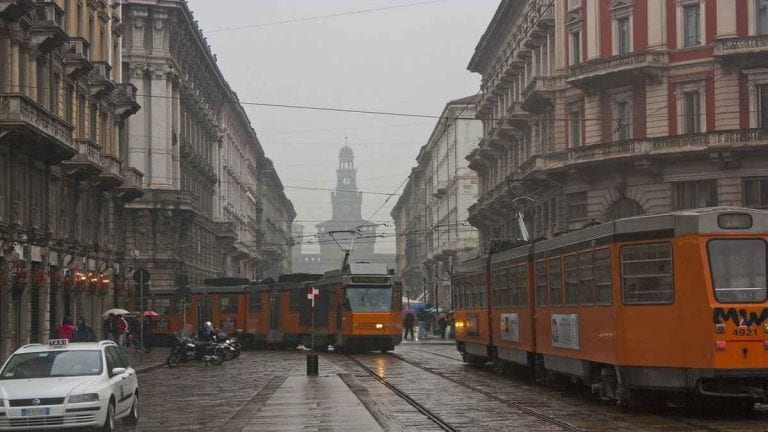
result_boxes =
[492,270,503,307]
[249,293,261,314]
[579,251,595,305]
[511,265,528,307]
[536,260,548,307]
[621,243,674,304]
[708,239,768,303]
[595,248,612,305]
[564,255,580,305]
[499,269,509,307]
[220,295,238,314]
[549,257,562,306]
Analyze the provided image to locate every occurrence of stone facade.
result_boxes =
[293,145,395,275]
[466,0,768,247]
[121,0,294,292]
[391,96,482,305]
[0,0,142,361]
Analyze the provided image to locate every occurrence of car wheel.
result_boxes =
[122,393,139,425]
[101,401,116,432]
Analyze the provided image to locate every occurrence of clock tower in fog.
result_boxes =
[332,144,362,220]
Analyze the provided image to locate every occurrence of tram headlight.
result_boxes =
[375,323,384,329]
[454,321,465,328]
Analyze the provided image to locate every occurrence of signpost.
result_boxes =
[306,285,319,375]
[133,268,150,363]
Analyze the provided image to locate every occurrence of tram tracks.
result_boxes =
[344,354,459,432]
[395,348,768,432]
[384,352,584,432]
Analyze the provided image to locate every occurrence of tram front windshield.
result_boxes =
[708,239,768,303]
[345,285,392,312]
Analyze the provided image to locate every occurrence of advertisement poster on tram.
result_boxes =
[500,313,519,342]
[551,314,580,349]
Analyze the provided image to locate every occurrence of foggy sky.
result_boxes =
[185,0,499,253]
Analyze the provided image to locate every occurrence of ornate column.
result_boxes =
[27,45,37,102]
[9,29,21,93]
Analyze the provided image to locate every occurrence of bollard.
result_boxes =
[306,353,319,376]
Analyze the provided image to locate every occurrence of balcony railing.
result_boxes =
[115,166,144,202]
[31,1,66,52]
[567,51,669,88]
[64,38,92,78]
[95,155,124,191]
[88,61,115,97]
[0,1,35,20]
[62,139,103,178]
[714,34,768,58]
[521,75,558,113]
[114,83,140,119]
[0,93,76,163]
[568,129,768,164]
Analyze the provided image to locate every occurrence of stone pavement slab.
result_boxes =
[241,375,384,432]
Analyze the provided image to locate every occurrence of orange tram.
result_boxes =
[148,263,402,353]
[453,207,768,409]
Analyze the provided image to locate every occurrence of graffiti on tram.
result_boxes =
[713,308,768,327]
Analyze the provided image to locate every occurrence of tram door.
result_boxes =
[268,292,282,342]
[197,297,212,334]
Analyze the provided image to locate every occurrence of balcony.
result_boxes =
[214,221,237,241]
[714,34,768,65]
[115,167,144,202]
[567,129,768,166]
[64,38,92,79]
[567,51,669,90]
[521,76,558,113]
[137,189,199,212]
[31,2,66,52]
[0,0,34,20]
[61,139,103,179]
[502,102,533,130]
[88,62,115,98]
[114,83,140,120]
[433,181,448,198]
[95,155,124,191]
[0,93,76,163]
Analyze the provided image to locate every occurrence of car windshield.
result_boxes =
[345,285,393,312]
[709,239,768,303]
[0,350,103,379]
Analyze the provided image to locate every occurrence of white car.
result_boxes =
[0,339,139,431]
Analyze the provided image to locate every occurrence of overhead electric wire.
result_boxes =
[207,0,447,33]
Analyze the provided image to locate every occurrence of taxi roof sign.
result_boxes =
[49,339,68,347]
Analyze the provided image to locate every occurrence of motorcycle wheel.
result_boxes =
[219,347,233,361]
[232,348,241,359]
[210,350,225,365]
[166,352,182,368]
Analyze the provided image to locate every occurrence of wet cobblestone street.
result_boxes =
[120,342,768,431]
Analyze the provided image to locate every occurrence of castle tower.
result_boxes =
[332,144,363,220]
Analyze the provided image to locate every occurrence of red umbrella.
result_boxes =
[131,310,161,319]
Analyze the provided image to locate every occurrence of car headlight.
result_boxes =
[68,393,99,403]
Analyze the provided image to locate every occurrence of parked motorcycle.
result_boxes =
[213,331,241,361]
[166,335,224,367]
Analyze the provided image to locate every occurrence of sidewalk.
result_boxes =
[123,346,170,374]
[401,336,456,345]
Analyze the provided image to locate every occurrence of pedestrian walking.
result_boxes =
[104,313,117,342]
[56,317,76,340]
[117,314,129,347]
[73,317,96,342]
[437,313,448,340]
[417,309,427,340]
[403,312,415,340]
